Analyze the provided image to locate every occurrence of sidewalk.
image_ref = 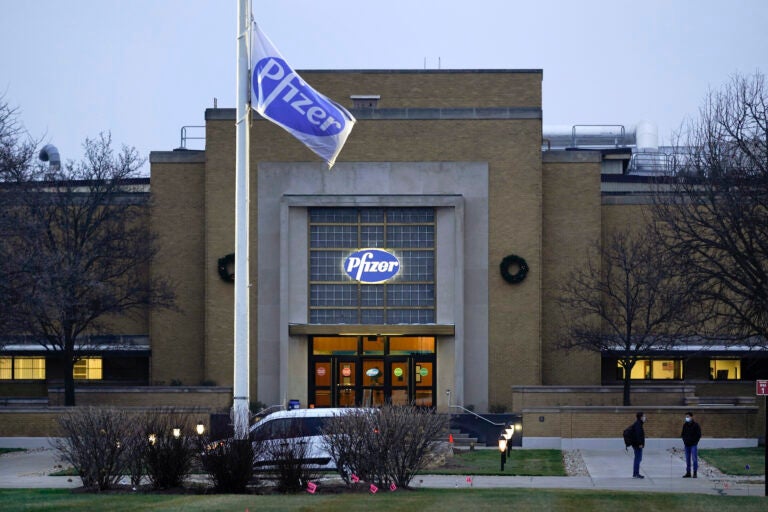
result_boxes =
[0,438,764,496]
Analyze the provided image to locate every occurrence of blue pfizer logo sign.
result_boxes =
[252,57,347,136]
[344,249,400,284]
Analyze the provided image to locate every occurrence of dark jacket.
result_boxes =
[681,420,702,447]
[631,419,645,448]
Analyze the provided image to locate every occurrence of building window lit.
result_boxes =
[73,357,103,380]
[617,358,683,380]
[0,357,11,379]
[710,359,740,380]
[309,207,436,324]
[0,357,47,380]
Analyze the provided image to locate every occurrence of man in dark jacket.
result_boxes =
[681,411,702,478]
[631,411,646,478]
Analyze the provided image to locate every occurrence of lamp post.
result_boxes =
[196,422,205,436]
[504,423,514,457]
[498,434,507,471]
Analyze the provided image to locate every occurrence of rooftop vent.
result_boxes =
[351,95,380,109]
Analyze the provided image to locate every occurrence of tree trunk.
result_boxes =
[63,356,76,406]
[622,373,632,406]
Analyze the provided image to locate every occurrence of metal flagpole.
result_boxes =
[232,0,251,440]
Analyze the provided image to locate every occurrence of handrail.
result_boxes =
[449,404,506,426]
[179,125,205,149]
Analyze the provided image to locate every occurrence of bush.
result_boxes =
[53,407,132,491]
[322,405,447,489]
[265,427,320,493]
[199,438,257,493]
[142,409,197,489]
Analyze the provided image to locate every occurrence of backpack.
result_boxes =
[623,425,635,447]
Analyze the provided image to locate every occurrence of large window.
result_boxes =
[710,359,741,380]
[617,358,683,380]
[0,357,46,380]
[309,207,435,324]
[73,357,103,380]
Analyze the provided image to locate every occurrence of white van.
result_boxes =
[249,407,363,470]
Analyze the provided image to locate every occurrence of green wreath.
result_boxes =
[217,253,235,282]
[500,254,529,284]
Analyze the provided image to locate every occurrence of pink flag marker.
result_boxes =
[369,483,378,494]
[306,481,317,494]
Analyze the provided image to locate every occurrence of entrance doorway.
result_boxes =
[309,336,435,408]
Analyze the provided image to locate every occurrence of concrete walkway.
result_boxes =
[0,438,764,496]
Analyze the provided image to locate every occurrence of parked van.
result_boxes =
[249,407,367,470]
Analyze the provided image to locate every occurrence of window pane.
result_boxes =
[398,251,434,281]
[310,251,346,281]
[387,208,434,223]
[390,337,435,354]
[310,225,357,248]
[313,337,358,355]
[387,284,435,307]
[311,284,358,307]
[0,358,11,380]
[15,357,45,380]
[711,359,740,380]
[387,225,434,248]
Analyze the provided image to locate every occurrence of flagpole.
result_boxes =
[232,0,251,440]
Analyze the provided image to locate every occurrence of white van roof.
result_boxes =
[259,407,371,421]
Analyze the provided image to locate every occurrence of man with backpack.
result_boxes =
[680,411,702,478]
[625,411,646,478]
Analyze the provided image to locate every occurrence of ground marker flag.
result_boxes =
[350,473,360,483]
[250,23,356,168]
[369,483,378,494]
[389,482,397,491]
[306,481,317,494]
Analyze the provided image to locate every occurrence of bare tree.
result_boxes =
[557,230,695,406]
[0,96,40,335]
[652,72,768,348]
[0,132,175,405]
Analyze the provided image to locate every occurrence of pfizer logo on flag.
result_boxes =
[251,24,355,168]
[344,249,400,284]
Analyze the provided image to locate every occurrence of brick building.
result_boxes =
[2,70,765,442]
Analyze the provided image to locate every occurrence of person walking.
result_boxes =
[631,411,646,478]
[681,411,702,478]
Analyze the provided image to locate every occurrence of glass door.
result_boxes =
[387,357,409,405]
[336,359,357,407]
[361,358,385,406]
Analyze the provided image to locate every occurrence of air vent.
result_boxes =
[350,95,381,109]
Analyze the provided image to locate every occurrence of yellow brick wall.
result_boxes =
[541,156,603,386]
[524,407,759,439]
[150,160,206,386]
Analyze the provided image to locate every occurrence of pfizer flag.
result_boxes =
[251,24,356,168]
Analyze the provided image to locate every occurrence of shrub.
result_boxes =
[53,407,132,491]
[265,427,320,493]
[322,405,447,488]
[199,438,258,493]
[142,409,197,489]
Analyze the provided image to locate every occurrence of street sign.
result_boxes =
[757,379,768,396]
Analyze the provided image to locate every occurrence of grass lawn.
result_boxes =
[699,447,765,476]
[429,448,566,476]
[0,488,765,512]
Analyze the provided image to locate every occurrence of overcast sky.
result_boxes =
[2,0,766,171]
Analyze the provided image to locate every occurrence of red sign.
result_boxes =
[342,367,352,377]
[757,380,768,396]
[316,367,326,377]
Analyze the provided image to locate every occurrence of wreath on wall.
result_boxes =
[499,254,529,284]
[217,253,235,282]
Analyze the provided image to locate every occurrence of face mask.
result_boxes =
[642,416,647,423]
[685,417,691,422]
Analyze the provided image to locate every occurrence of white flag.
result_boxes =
[250,23,356,168]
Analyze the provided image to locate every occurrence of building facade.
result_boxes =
[3,70,765,422]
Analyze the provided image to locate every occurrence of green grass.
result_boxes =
[0,488,765,512]
[429,448,566,476]
[0,448,26,455]
[699,448,765,476]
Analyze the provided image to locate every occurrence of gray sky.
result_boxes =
[2,0,766,170]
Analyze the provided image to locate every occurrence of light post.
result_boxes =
[172,427,181,439]
[498,434,507,471]
[196,422,205,436]
[504,423,514,457]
